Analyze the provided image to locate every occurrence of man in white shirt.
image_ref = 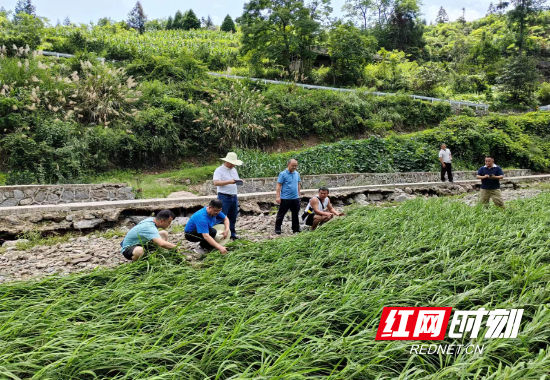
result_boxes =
[213,152,243,240]
[438,143,453,183]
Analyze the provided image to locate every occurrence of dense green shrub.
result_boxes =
[236,113,550,178]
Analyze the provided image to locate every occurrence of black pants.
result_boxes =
[185,228,217,249]
[275,199,301,233]
[441,162,453,182]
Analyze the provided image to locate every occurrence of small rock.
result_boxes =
[394,194,410,202]
[70,255,92,265]
[2,239,29,247]
[74,219,104,229]
[172,217,190,226]
[404,187,413,194]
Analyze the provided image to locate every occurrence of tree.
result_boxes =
[202,15,214,29]
[166,15,173,30]
[308,0,333,25]
[496,55,538,107]
[220,14,236,32]
[173,11,184,29]
[435,6,449,23]
[376,0,425,57]
[15,0,35,16]
[343,0,373,29]
[487,2,497,15]
[238,0,323,74]
[63,16,71,26]
[182,9,201,30]
[504,0,547,54]
[328,21,375,85]
[127,1,147,34]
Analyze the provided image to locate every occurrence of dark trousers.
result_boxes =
[185,228,217,249]
[441,162,453,182]
[218,193,238,238]
[275,198,301,233]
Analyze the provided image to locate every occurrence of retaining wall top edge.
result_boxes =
[1,174,548,216]
[203,169,532,183]
[0,183,128,191]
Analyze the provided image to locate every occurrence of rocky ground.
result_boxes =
[0,187,546,285]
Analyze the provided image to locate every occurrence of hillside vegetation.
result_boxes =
[2,3,550,185]
[1,196,550,378]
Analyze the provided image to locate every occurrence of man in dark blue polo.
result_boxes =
[275,159,302,234]
[476,156,505,209]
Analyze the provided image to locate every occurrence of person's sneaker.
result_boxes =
[275,230,282,235]
[231,235,239,240]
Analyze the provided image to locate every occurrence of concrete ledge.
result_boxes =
[1,174,548,216]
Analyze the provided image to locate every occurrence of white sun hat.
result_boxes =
[220,152,243,166]
[213,224,231,246]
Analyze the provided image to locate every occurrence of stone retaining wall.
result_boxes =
[201,169,532,195]
[0,174,548,238]
[0,184,134,207]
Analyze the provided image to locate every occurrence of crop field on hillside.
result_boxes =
[1,195,550,379]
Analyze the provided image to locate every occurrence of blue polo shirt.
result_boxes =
[184,207,226,234]
[477,165,504,189]
[121,217,160,253]
[277,169,301,199]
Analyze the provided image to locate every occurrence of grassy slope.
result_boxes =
[1,196,550,379]
[88,165,218,198]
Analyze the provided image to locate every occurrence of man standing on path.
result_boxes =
[213,152,243,240]
[120,210,178,261]
[476,156,505,209]
[275,159,302,234]
[439,143,453,183]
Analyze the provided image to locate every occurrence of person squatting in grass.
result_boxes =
[476,156,505,209]
[439,143,453,183]
[184,199,230,254]
[213,152,244,240]
[120,210,179,261]
[275,159,303,234]
[302,187,345,231]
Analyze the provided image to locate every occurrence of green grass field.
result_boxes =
[1,195,550,379]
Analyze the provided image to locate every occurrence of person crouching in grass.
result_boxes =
[120,210,178,261]
[302,187,345,231]
[184,199,230,255]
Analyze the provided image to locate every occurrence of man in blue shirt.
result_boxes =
[476,156,505,208]
[184,199,230,254]
[275,159,302,234]
[120,209,178,261]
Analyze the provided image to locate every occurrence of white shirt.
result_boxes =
[305,196,329,214]
[439,149,452,163]
[213,165,240,195]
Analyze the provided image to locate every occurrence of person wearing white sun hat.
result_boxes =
[213,152,244,240]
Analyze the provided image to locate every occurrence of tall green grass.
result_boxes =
[1,195,550,378]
